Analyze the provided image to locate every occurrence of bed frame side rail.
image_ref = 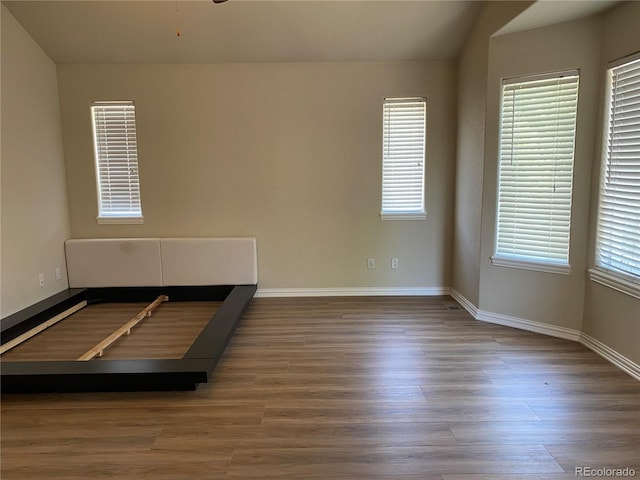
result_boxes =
[1,289,88,345]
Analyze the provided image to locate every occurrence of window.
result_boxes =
[91,101,143,224]
[381,97,426,220]
[591,54,640,299]
[492,71,579,274]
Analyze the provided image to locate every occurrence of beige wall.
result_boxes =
[57,61,457,290]
[477,16,603,331]
[582,1,640,365]
[453,1,530,306]
[1,5,70,317]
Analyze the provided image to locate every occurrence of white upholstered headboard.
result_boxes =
[65,237,258,288]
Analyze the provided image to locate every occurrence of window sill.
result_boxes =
[380,212,427,221]
[589,268,640,300]
[97,216,144,225]
[491,255,570,275]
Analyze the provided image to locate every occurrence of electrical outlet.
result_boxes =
[55,267,61,281]
[367,258,375,269]
[391,257,399,269]
[38,273,45,287]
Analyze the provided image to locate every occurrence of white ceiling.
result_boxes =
[2,0,620,65]
[2,0,483,64]
[497,0,615,36]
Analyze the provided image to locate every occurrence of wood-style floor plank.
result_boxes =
[2,296,639,479]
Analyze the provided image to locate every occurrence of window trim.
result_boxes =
[96,216,144,225]
[91,100,144,224]
[589,267,640,300]
[491,255,571,276]
[379,212,427,221]
[380,97,427,221]
[492,70,579,273]
[591,52,640,297]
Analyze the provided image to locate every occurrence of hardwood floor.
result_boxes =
[2,296,639,479]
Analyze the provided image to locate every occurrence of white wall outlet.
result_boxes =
[367,258,375,269]
[38,273,45,287]
[391,257,399,269]
[55,267,61,280]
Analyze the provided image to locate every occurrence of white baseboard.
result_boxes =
[255,287,451,298]
[580,332,640,381]
[476,309,582,341]
[450,289,479,318]
[450,289,639,381]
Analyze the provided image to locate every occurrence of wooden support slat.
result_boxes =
[0,301,88,355]
[77,295,168,361]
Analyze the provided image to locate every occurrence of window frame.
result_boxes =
[380,97,427,221]
[589,52,640,300]
[90,100,144,224]
[491,70,580,275]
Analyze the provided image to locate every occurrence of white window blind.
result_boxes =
[493,72,579,273]
[381,97,426,220]
[595,55,640,285]
[91,101,143,223]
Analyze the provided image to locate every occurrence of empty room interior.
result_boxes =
[1,0,639,478]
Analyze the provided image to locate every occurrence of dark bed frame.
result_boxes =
[0,284,256,393]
